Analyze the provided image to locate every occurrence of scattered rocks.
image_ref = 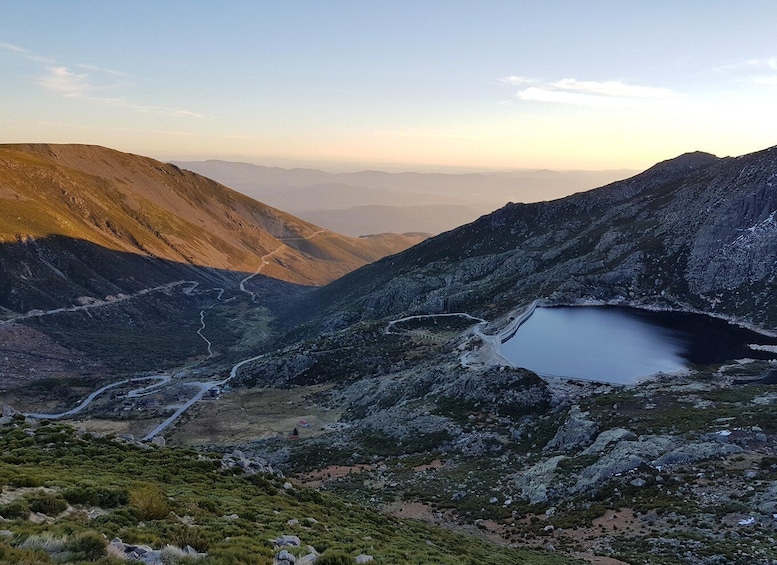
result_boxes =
[574,435,676,493]
[106,538,206,564]
[221,450,279,476]
[355,555,374,563]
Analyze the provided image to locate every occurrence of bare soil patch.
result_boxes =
[297,464,374,488]
[168,384,342,447]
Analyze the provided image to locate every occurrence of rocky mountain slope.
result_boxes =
[291,145,777,333]
[0,144,424,315]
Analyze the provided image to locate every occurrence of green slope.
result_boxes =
[0,416,580,564]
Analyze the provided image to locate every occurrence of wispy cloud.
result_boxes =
[5,41,207,119]
[1,40,54,63]
[40,66,92,98]
[78,63,129,77]
[0,41,24,52]
[716,57,777,72]
[715,56,777,90]
[501,75,682,107]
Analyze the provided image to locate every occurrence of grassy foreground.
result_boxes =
[0,416,580,564]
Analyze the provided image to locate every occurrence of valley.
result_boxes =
[1,143,777,565]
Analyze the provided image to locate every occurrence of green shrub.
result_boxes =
[63,485,129,507]
[205,545,271,564]
[129,484,170,520]
[166,525,210,552]
[10,474,43,488]
[317,550,356,565]
[65,531,107,561]
[0,540,47,563]
[196,498,221,513]
[0,499,30,519]
[27,492,68,515]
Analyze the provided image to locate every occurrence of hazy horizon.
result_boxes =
[168,154,642,175]
[2,2,776,171]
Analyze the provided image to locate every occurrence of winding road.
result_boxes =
[0,281,196,327]
[25,375,171,420]
[24,231,330,439]
[239,229,327,302]
[385,302,539,369]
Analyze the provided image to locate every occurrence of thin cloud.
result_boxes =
[551,79,676,99]
[0,42,24,52]
[502,75,682,107]
[746,57,777,71]
[717,56,777,72]
[7,41,206,119]
[40,66,92,98]
[1,41,54,63]
[78,63,130,77]
[717,56,777,90]
[501,76,539,87]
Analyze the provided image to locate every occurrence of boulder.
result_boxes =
[544,405,598,452]
[513,455,566,504]
[651,442,743,468]
[276,549,297,564]
[274,535,301,547]
[582,428,637,455]
[574,435,676,493]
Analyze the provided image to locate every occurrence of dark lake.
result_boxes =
[500,306,777,384]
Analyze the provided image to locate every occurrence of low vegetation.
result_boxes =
[0,415,580,564]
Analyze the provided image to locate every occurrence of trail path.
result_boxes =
[141,351,270,440]
[0,281,195,326]
[25,375,171,419]
[385,302,539,369]
[386,312,486,334]
[239,230,327,301]
[195,288,225,359]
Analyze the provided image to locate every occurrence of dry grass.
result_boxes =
[168,384,343,447]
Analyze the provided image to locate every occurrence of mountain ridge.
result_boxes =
[0,143,425,314]
[286,144,777,333]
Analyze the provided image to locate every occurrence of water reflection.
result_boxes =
[500,306,777,384]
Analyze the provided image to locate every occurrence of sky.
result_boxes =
[2,1,777,172]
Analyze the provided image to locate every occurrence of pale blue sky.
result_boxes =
[2,1,776,170]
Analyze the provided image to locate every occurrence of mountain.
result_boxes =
[174,159,636,235]
[288,146,777,333]
[0,144,423,314]
[301,204,484,237]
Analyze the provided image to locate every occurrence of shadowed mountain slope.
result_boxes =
[287,146,777,332]
[0,144,424,314]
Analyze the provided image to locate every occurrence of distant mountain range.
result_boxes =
[288,146,777,333]
[174,159,637,236]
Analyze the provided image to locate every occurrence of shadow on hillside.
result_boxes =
[0,235,314,370]
[0,234,310,316]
